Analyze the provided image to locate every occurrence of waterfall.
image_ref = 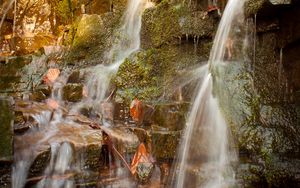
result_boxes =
[71,0,153,115]
[37,142,74,188]
[173,0,246,187]
[12,1,151,187]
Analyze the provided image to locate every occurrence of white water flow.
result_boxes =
[74,0,153,114]
[278,48,283,100]
[13,1,152,187]
[37,142,74,188]
[174,0,246,187]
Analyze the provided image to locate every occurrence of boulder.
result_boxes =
[63,83,83,102]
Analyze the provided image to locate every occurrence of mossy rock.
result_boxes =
[114,42,209,103]
[152,102,189,131]
[68,14,106,62]
[151,130,181,160]
[244,0,266,16]
[0,97,14,161]
[141,1,183,48]
[29,91,47,102]
[0,56,32,92]
[63,83,83,102]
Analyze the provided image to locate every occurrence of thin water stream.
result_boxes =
[173,0,246,187]
[12,0,153,187]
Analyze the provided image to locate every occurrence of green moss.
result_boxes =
[151,130,181,160]
[114,49,162,103]
[141,2,184,48]
[56,0,73,24]
[244,0,265,16]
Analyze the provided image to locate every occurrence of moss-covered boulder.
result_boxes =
[114,43,210,104]
[141,1,182,48]
[152,102,189,131]
[141,1,218,49]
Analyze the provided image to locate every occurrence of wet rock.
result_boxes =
[269,0,291,5]
[113,102,128,121]
[180,10,218,39]
[141,1,181,48]
[68,14,107,62]
[67,70,81,83]
[153,102,189,131]
[101,101,115,126]
[260,105,297,127]
[141,1,218,49]
[29,91,47,102]
[63,83,83,102]
[256,18,280,33]
[159,163,170,186]
[35,84,51,97]
[0,56,31,92]
[0,161,11,188]
[136,162,154,184]
[29,148,51,177]
[114,45,207,103]
[0,97,14,161]
[13,119,103,180]
[15,36,57,55]
[13,110,31,134]
[151,130,181,160]
[80,144,102,171]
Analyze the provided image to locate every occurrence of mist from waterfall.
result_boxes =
[173,0,246,187]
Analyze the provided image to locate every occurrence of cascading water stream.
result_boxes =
[12,1,153,188]
[71,0,153,115]
[173,0,246,187]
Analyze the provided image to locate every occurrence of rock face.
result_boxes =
[151,130,181,160]
[0,97,14,161]
[217,2,300,187]
[69,14,106,62]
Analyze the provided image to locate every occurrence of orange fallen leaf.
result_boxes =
[130,98,143,123]
[46,99,59,110]
[43,68,60,85]
[130,143,153,175]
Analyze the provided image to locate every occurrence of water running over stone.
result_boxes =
[12,1,153,187]
[72,0,154,116]
[173,0,246,187]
